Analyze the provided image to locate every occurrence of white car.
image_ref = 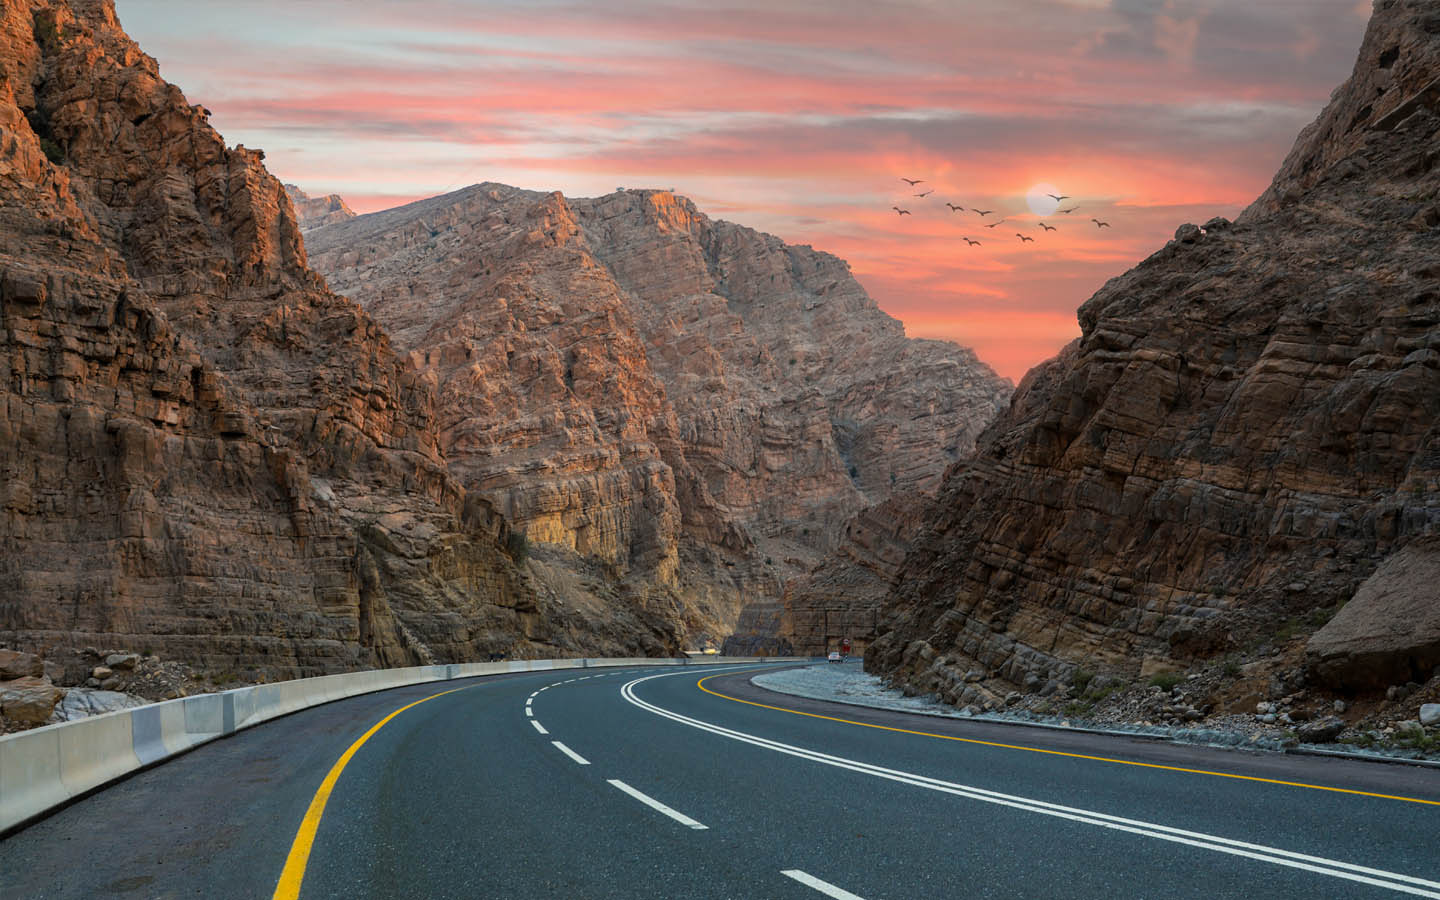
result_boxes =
[827,651,843,663]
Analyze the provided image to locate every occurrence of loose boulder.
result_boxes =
[1306,542,1440,690]
[1296,716,1347,744]
[0,649,43,680]
[0,677,65,725]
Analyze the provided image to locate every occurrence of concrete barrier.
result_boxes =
[0,655,778,834]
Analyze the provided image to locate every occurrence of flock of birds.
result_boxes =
[892,177,1112,247]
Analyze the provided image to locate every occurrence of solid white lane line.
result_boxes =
[525,707,534,717]
[607,779,708,830]
[531,720,549,735]
[620,673,1440,899]
[552,741,590,765]
[781,870,867,900]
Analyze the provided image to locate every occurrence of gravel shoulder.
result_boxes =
[752,661,1440,766]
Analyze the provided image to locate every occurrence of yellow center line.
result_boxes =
[696,675,1440,807]
[272,687,465,900]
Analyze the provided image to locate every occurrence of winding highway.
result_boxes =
[2,662,1437,899]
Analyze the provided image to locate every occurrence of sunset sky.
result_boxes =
[116,0,1372,381]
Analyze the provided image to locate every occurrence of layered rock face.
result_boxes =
[0,0,688,679]
[868,0,1440,703]
[304,185,1011,643]
[284,184,355,230]
[772,494,930,657]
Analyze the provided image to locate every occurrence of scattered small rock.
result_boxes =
[92,666,113,679]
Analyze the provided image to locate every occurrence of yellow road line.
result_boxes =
[696,675,1439,807]
[272,687,464,900]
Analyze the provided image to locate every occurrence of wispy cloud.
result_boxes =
[114,0,1369,379]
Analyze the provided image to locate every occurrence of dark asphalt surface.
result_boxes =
[2,662,1437,899]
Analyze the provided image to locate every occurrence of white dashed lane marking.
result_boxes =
[551,741,590,765]
[781,870,867,899]
[607,780,707,830]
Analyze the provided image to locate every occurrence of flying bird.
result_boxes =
[963,238,981,246]
[1047,193,1071,201]
[893,207,912,215]
[915,190,934,197]
[900,178,924,186]
[1092,219,1111,228]
[945,202,964,212]
[1038,223,1057,231]
[1059,207,1078,214]
[983,219,1007,228]
[974,209,993,216]
[1016,233,1034,242]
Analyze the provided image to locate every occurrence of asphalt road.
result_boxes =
[2,662,1438,899]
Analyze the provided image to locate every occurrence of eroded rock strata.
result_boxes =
[283,184,355,231]
[304,185,1012,642]
[868,0,1440,707]
[0,0,691,679]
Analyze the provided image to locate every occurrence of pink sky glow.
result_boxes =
[116,0,1371,381]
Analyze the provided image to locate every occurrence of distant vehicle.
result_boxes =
[703,648,718,655]
[827,652,842,663]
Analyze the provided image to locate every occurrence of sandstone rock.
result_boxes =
[0,649,42,679]
[771,493,933,657]
[0,0,698,674]
[0,676,64,724]
[305,183,1009,651]
[283,184,356,230]
[105,653,139,670]
[1307,541,1440,689]
[1296,716,1346,744]
[91,666,113,680]
[867,0,1440,701]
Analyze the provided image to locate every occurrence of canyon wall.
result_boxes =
[304,185,1013,644]
[0,0,688,680]
[868,0,1440,704]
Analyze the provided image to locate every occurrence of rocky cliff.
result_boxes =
[283,184,355,230]
[868,0,1440,710]
[303,185,1012,644]
[0,0,690,683]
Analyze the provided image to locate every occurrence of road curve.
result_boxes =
[2,663,1437,899]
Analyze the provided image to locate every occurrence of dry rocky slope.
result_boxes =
[284,183,355,231]
[868,0,1440,732]
[303,185,1012,648]
[0,0,702,704]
